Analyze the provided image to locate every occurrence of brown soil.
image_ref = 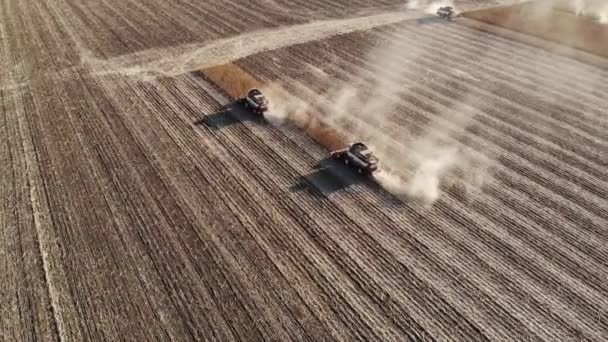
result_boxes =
[2,0,607,341]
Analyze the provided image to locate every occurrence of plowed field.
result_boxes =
[1,0,607,341]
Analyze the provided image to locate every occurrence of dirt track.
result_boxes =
[1,0,608,341]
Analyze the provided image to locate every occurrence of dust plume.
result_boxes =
[317,25,490,204]
[261,26,492,204]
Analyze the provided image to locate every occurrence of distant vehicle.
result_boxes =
[239,88,269,115]
[437,6,455,20]
[330,142,379,176]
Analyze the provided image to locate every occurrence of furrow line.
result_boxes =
[380,25,606,144]
[131,79,315,342]
[441,20,608,94]
[168,79,378,342]
[388,24,608,134]
[270,59,608,268]
[371,27,608,149]
[94,74,276,341]
[417,22,608,107]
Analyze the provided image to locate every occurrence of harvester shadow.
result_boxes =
[194,102,268,129]
[290,157,368,196]
[415,17,453,25]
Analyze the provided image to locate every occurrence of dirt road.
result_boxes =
[1,0,607,341]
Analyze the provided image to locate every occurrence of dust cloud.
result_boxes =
[407,0,457,14]
[261,10,492,205]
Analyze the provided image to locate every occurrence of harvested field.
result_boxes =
[1,0,607,341]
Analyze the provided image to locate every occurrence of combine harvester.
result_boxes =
[436,6,456,20]
[330,142,379,176]
[238,88,269,115]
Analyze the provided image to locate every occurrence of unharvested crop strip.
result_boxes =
[409,20,608,102]
[302,44,608,322]
[273,41,608,229]
[281,64,608,274]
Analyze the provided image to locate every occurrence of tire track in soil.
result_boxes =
[1,90,59,342]
[36,3,266,340]
[18,0,217,339]
[4,0,608,340]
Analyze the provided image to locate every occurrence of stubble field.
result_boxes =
[1,0,607,341]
